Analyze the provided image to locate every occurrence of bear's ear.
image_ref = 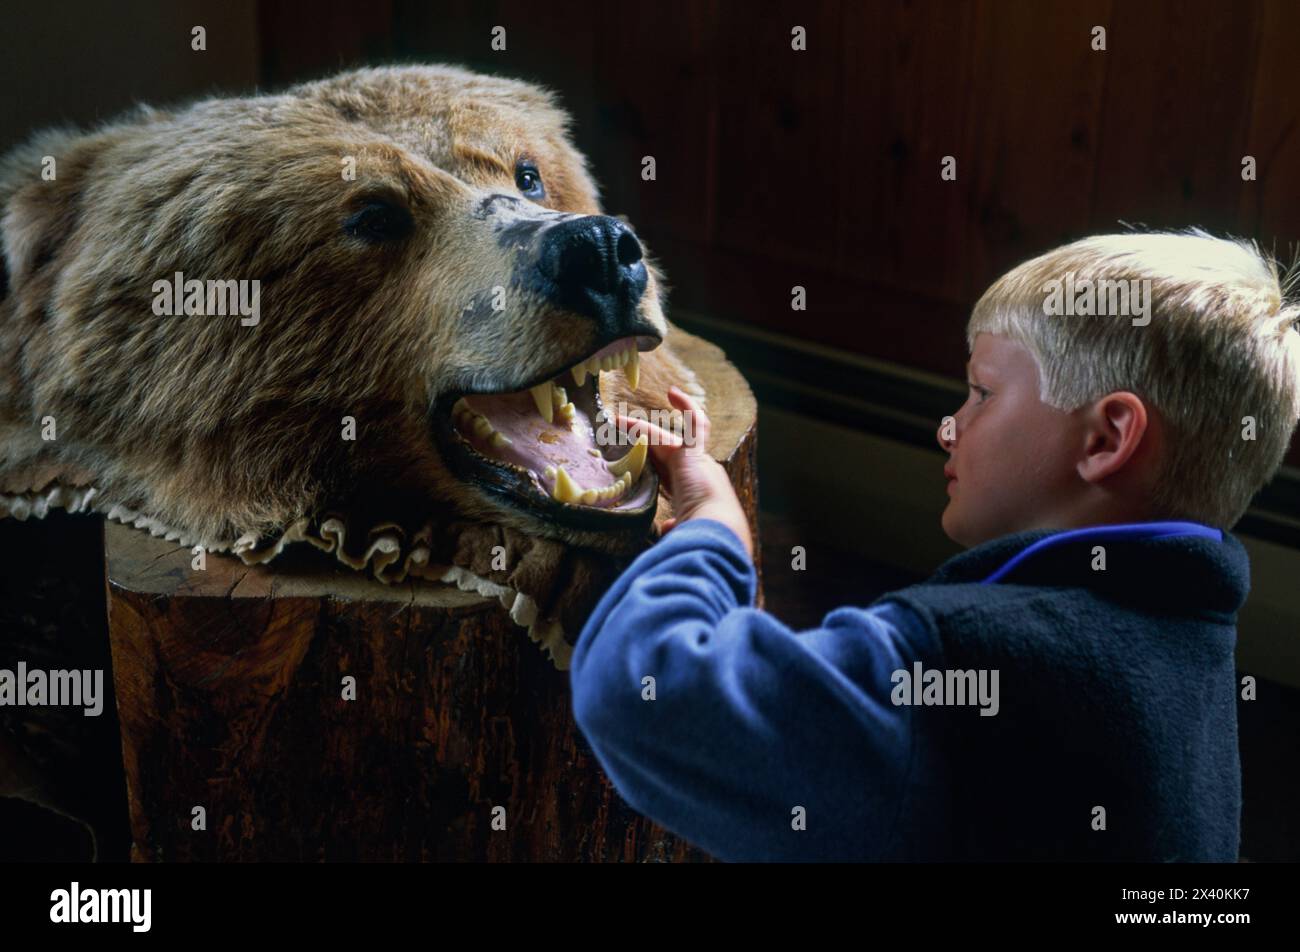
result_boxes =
[1,130,95,296]
[4,178,77,291]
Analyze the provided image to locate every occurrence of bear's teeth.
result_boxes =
[530,382,554,423]
[551,465,582,503]
[606,433,647,482]
[548,465,632,505]
[625,349,639,389]
[452,398,512,447]
[568,343,638,391]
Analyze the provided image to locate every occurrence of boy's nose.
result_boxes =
[936,414,956,451]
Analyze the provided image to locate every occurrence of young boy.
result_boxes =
[569,231,1300,862]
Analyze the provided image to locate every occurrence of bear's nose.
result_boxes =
[537,215,648,324]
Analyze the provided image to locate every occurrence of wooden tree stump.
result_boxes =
[105,327,759,861]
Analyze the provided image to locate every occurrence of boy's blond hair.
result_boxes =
[968,230,1300,529]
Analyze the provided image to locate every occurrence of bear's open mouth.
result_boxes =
[432,335,662,527]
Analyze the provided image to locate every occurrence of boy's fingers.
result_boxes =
[615,414,681,455]
[614,414,684,481]
[667,385,711,448]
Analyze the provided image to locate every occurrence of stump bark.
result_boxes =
[105,327,759,861]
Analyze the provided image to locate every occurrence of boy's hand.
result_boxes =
[614,385,754,560]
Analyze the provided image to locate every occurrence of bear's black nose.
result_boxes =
[537,215,648,328]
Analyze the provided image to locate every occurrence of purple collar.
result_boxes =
[981,521,1223,585]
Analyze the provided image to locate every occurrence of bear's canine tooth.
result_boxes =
[625,349,639,389]
[552,465,582,503]
[453,397,471,417]
[530,382,554,423]
[490,431,511,447]
[607,433,647,481]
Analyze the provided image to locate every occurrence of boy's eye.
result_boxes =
[969,384,990,402]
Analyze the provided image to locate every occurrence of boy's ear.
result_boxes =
[1076,391,1150,484]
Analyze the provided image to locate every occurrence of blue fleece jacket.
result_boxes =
[569,517,1246,862]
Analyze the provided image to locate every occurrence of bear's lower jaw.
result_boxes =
[431,334,661,530]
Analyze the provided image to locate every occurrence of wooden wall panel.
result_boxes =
[955,0,1113,301]
[710,2,847,271]
[1239,0,1300,244]
[1089,0,1259,234]
[587,2,722,244]
[260,0,393,85]
[839,0,982,305]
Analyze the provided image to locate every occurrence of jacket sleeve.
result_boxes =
[569,517,939,861]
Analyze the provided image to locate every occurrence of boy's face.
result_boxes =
[937,333,1086,547]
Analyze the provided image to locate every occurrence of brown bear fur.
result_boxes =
[0,64,706,663]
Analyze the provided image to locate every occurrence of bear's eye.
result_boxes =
[344,200,413,243]
[515,162,545,200]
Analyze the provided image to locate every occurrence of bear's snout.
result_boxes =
[535,215,651,336]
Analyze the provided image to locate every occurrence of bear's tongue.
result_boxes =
[452,386,647,508]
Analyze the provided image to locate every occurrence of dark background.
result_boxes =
[1,0,1296,862]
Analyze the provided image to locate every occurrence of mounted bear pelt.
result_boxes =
[0,65,706,665]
